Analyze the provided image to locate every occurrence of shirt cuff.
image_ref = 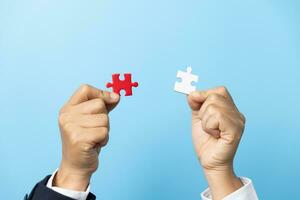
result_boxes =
[46,169,90,200]
[201,177,259,200]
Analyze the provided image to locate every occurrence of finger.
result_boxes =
[188,86,233,111]
[83,127,109,145]
[68,84,104,105]
[198,103,221,121]
[100,134,109,147]
[187,91,206,111]
[68,84,120,107]
[79,114,109,129]
[61,114,109,128]
[94,134,110,151]
[219,117,244,145]
[201,111,221,138]
[202,110,241,144]
[70,98,108,114]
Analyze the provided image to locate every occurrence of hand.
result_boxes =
[188,87,245,200]
[54,84,120,191]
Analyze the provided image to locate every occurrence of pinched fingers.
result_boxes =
[61,92,120,115]
[61,85,120,115]
[68,84,119,106]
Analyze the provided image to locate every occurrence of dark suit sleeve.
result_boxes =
[24,175,96,200]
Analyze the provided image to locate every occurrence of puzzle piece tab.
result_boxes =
[174,67,199,95]
[106,73,139,96]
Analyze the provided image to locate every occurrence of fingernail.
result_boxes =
[110,92,119,100]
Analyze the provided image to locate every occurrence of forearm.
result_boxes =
[204,167,243,200]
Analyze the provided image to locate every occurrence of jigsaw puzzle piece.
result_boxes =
[106,73,139,96]
[174,67,199,95]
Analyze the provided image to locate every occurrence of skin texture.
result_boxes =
[54,85,245,200]
[188,86,245,200]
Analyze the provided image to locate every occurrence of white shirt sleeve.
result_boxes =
[201,177,259,200]
[46,170,90,200]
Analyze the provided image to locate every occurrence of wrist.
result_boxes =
[203,166,243,200]
[53,164,92,191]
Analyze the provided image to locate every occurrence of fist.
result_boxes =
[55,84,120,191]
[188,87,245,172]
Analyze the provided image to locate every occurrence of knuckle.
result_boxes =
[62,122,74,132]
[95,99,105,109]
[237,120,245,134]
[219,86,228,95]
[100,127,109,138]
[58,113,69,125]
[58,114,64,125]
[226,134,237,145]
[234,130,243,142]
[101,115,109,126]
[224,130,241,145]
[70,134,81,146]
[207,104,218,114]
[59,107,67,115]
[95,99,104,107]
[101,136,109,147]
[232,124,243,141]
[208,94,219,101]
[80,84,90,93]
[59,105,71,115]
[239,112,246,124]
[102,127,109,135]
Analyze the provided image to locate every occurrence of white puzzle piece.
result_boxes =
[174,67,199,95]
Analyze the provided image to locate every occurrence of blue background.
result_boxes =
[0,0,299,199]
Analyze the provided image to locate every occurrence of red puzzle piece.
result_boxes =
[106,74,139,96]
